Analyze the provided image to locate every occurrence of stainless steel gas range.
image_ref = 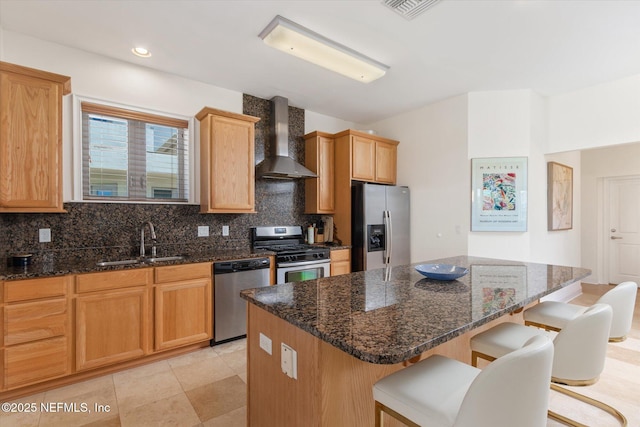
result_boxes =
[251,226,331,284]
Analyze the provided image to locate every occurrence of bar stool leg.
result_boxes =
[548,383,627,427]
[374,401,420,427]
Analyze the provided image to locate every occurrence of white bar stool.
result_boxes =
[470,304,627,427]
[524,281,637,342]
[372,335,553,427]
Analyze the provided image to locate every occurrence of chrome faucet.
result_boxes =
[140,221,157,258]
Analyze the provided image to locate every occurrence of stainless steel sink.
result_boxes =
[143,255,185,263]
[96,259,141,267]
[96,255,185,267]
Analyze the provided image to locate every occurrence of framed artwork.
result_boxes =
[471,157,528,231]
[547,161,573,231]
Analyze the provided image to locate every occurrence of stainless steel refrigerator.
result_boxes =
[351,182,410,271]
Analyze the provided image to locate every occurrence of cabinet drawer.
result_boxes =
[330,249,350,262]
[76,268,151,293]
[4,299,67,345]
[4,276,68,303]
[154,262,212,284]
[4,336,69,389]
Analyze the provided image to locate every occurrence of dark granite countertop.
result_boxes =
[0,247,274,280]
[240,255,591,365]
[0,244,351,280]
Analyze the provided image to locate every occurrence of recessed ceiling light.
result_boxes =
[131,47,151,58]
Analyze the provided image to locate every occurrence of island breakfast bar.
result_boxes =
[240,256,591,427]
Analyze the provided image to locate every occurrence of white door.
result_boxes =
[608,177,640,284]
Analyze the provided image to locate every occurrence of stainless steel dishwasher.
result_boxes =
[212,257,270,344]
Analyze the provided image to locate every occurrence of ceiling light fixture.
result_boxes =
[259,15,389,83]
[131,47,151,58]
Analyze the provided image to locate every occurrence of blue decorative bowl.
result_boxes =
[414,264,469,281]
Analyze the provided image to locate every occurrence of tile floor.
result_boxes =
[1,339,247,427]
[1,283,638,427]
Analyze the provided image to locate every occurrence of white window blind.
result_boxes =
[81,102,189,202]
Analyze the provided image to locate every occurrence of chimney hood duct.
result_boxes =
[256,96,317,179]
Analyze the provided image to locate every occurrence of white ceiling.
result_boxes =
[1,0,640,123]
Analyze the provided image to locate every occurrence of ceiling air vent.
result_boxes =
[382,0,442,20]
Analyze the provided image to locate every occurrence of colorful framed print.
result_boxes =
[471,157,528,232]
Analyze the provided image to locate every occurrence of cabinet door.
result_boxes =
[202,115,255,213]
[351,136,375,182]
[0,71,63,212]
[305,135,335,213]
[154,278,212,351]
[76,287,149,371]
[375,141,397,184]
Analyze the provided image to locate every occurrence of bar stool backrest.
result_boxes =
[454,335,554,427]
[552,303,612,383]
[597,281,637,339]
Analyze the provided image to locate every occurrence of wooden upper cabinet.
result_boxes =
[375,140,397,184]
[351,135,376,182]
[0,62,70,213]
[196,107,260,213]
[304,132,335,214]
[349,132,398,185]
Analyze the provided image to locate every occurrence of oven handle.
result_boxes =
[278,259,331,268]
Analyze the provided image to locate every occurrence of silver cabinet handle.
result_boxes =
[611,236,623,240]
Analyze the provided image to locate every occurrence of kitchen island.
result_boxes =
[240,255,591,427]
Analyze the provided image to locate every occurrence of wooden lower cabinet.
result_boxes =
[0,262,216,394]
[4,337,69,389]
[330,249,351,276]
[75,287,150,371]
[1,276,72,390]
[154,278,212,351]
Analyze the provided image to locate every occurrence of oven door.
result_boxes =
[277,259,331,284]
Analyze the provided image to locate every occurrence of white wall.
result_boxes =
[370,95,469,262]
[548,74,640,153]
[467,91,533,261]
[305,111,360,134]
[369,89,583,269]
[1,31,242,117]
[0,29,354,203]
[581,143,640,283]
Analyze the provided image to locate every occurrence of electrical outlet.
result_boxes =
[39,228,52,243]
[259,333,272,355]
[197,226,209,237]
[222,225,229,236]
[281,343,297,379]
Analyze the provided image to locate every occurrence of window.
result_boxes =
[81,102,189,202]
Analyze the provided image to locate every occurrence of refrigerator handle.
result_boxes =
[384,210,392,265]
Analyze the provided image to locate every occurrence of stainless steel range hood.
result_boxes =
[256,96,317,179]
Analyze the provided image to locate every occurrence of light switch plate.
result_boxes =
[222,225,229,236]
[281,343,297,379]
[197,226,209,237]
[39,228,52,243]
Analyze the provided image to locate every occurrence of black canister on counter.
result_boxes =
[11,253,33,267]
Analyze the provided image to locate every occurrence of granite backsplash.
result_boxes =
[0,94,321,264]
